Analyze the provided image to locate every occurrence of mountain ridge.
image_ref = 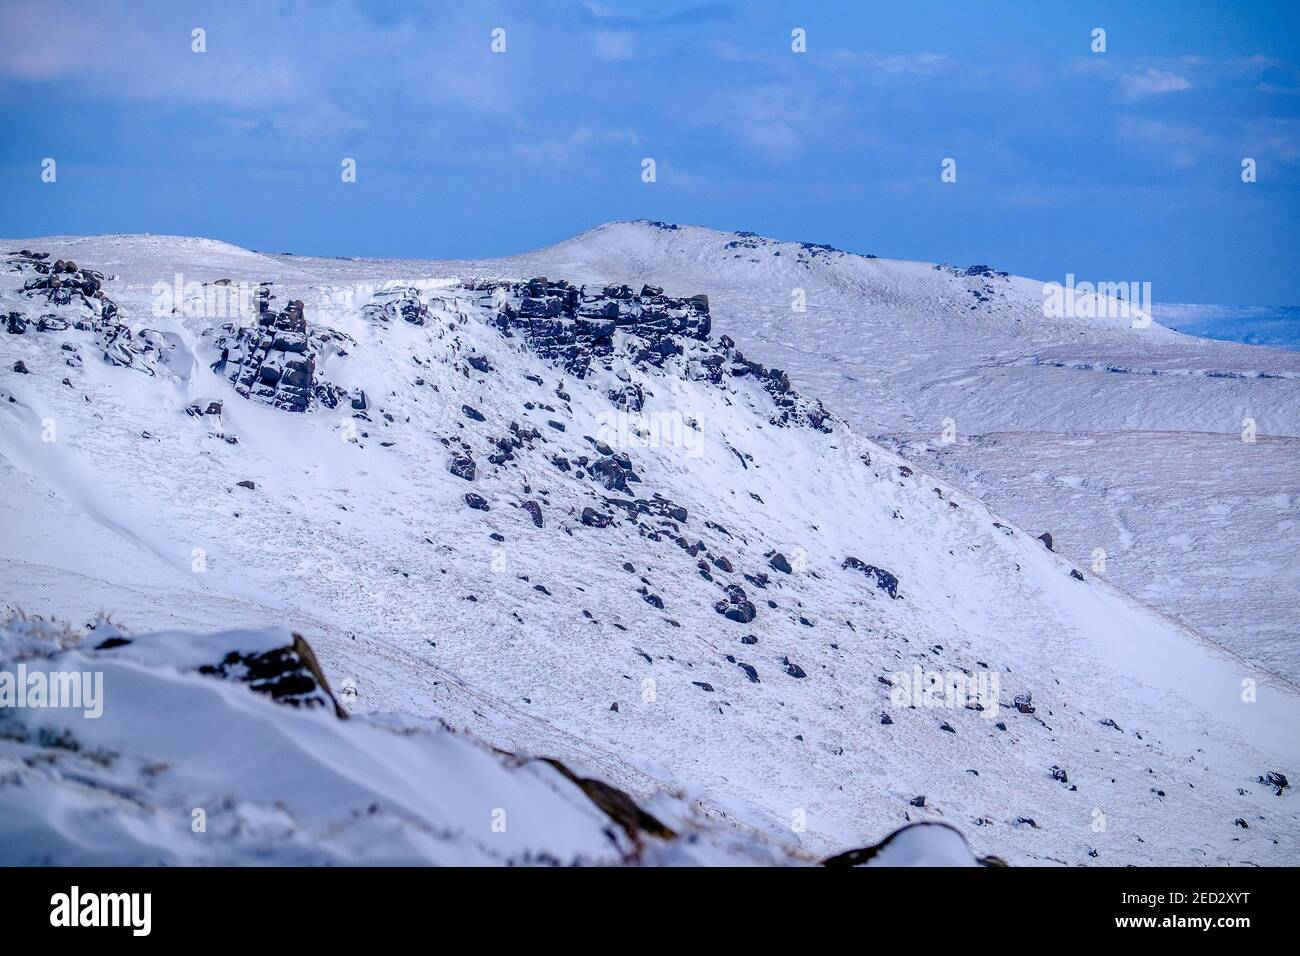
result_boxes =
[2,227,1297,865]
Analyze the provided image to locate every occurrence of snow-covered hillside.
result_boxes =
[1,229,1296,866]
[456,222,1300,685]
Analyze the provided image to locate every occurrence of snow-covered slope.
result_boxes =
[1,231,1296,866]
[456,222,1300,683]
[0,614,820,865]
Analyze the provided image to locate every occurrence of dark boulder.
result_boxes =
[449,456,476,481]
[841,557,900,599]
[733,660,759,683]
[196,633,347,718]
[590,456,641,493]
[1259,771,1290,795]
[714,583,757,624]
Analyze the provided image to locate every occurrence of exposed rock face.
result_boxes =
[479,276,711,379]
[5,250,164,374]
[471,275,830,432]
[196,633,348,718]
[535,757,676,846]
[16,252,105,306]
[210,297,356,413]
[362,286,430,326]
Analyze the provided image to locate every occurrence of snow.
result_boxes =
[1,224,1297,867]
[0,618,801,865]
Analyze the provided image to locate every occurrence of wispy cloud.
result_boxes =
[510,126,641,169]
[1119,67,1193,99]
[825,50,959,81]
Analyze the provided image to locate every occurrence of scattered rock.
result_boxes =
[521,500,543,528]
[714,584,757,624]
[1259,771,1290,795]
[841,557,900,598]
[186,398,223,417]
[782,656,807,679]
[449,456,476,481]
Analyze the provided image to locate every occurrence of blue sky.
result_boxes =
[2,0,1298,305]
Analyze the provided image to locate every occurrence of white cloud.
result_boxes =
[1120,68,1192,99]
[510,126,641,168]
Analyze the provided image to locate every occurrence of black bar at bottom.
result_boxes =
[0,865,1285,941]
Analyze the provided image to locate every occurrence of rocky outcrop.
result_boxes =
[362,286,430,326]
[479,277,710,378]
[210,297,357,413]
[5,250,164,374]
[471,275,831,433]
[195,633,348,718]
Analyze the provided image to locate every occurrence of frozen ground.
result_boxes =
[0,225,1296,866]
